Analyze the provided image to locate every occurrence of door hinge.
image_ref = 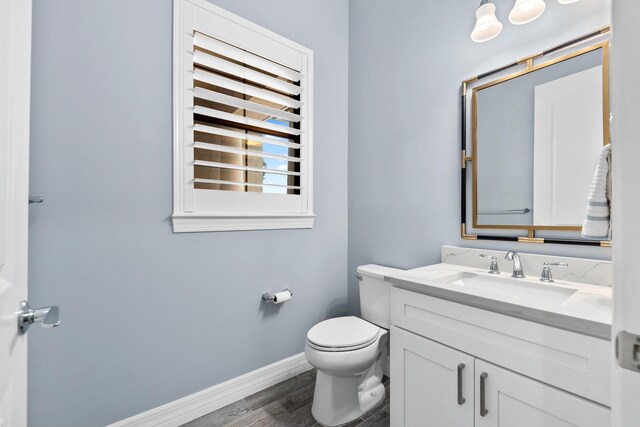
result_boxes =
[616,331,640,373]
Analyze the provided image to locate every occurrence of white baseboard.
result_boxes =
[108,353,312,427]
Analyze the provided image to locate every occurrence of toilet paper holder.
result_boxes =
[262,289,293,303]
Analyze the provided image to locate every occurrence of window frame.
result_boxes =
[172,0,314,233]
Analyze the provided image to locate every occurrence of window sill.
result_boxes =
[171,213,316,233]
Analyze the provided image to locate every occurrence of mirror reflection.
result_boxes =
[473,46,607,229]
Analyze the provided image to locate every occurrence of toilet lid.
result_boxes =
[307,316,380,349]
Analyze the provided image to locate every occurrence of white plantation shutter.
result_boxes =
[172,0,314,232]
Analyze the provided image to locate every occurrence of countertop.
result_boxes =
[385,263,612,340]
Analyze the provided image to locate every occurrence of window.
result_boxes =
[172,0,314,232]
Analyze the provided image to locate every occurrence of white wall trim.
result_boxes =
[172,214,315,232]
[108,353,312,427]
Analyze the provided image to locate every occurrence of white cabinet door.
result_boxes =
[475,360,610,427]
[391,326,474,427]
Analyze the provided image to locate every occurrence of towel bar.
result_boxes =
[478,207,530,215]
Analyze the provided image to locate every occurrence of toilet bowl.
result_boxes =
[305,264,402,427]
[305,316,387,426]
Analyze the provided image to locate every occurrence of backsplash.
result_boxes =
[441,246,612,287]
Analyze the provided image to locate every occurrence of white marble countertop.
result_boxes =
[385,262,612,340]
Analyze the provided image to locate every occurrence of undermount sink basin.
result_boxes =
[434,271,577,304]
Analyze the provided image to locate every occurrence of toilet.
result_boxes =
[305,264,401,426]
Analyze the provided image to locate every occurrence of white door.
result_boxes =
[0,0,32,426]
[474,359,610,427]
[390,326,475,426]
[533,66,604,226]
[611,1,640,426]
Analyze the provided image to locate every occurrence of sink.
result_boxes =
[434,271,577,304]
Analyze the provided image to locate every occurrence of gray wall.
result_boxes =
[28,1,348,426]
[348,0,611,314]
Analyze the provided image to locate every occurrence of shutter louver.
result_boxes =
[191,30,303,195]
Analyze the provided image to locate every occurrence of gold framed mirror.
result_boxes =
[460,27,611,246]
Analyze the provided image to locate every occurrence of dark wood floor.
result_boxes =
[180,369,390,427]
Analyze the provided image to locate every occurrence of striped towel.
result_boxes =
[582,144,612,240]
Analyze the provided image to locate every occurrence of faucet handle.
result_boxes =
[479,254,500,275]
[540,262,568,283]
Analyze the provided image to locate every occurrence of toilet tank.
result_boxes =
[357,264,404,329]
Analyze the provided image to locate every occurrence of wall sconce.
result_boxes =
[471,1,503,42]
[509,0,546,25]
[471,0,580,43]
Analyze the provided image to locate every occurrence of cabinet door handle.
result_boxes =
[457,363,466,405]
[480,372,488,417]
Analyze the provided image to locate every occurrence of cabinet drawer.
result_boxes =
[391,287,611,406]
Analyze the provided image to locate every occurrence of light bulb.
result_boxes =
[471,2,503,43]
[509,0,546,25]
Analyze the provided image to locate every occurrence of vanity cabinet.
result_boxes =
[392,327,609,427]
[390,287,612,426]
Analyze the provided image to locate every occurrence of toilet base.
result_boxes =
[311,353,385,427]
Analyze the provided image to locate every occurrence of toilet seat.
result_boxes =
[306,316,381,352]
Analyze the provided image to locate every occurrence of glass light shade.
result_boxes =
[471,3,503,43]
[509,0,546,25]
[558,0,579,3]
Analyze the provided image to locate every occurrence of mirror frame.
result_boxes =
[460,27,611,247]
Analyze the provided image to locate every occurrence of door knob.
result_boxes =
[18,300,61,335]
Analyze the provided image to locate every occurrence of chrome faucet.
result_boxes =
[505,250,525,278]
